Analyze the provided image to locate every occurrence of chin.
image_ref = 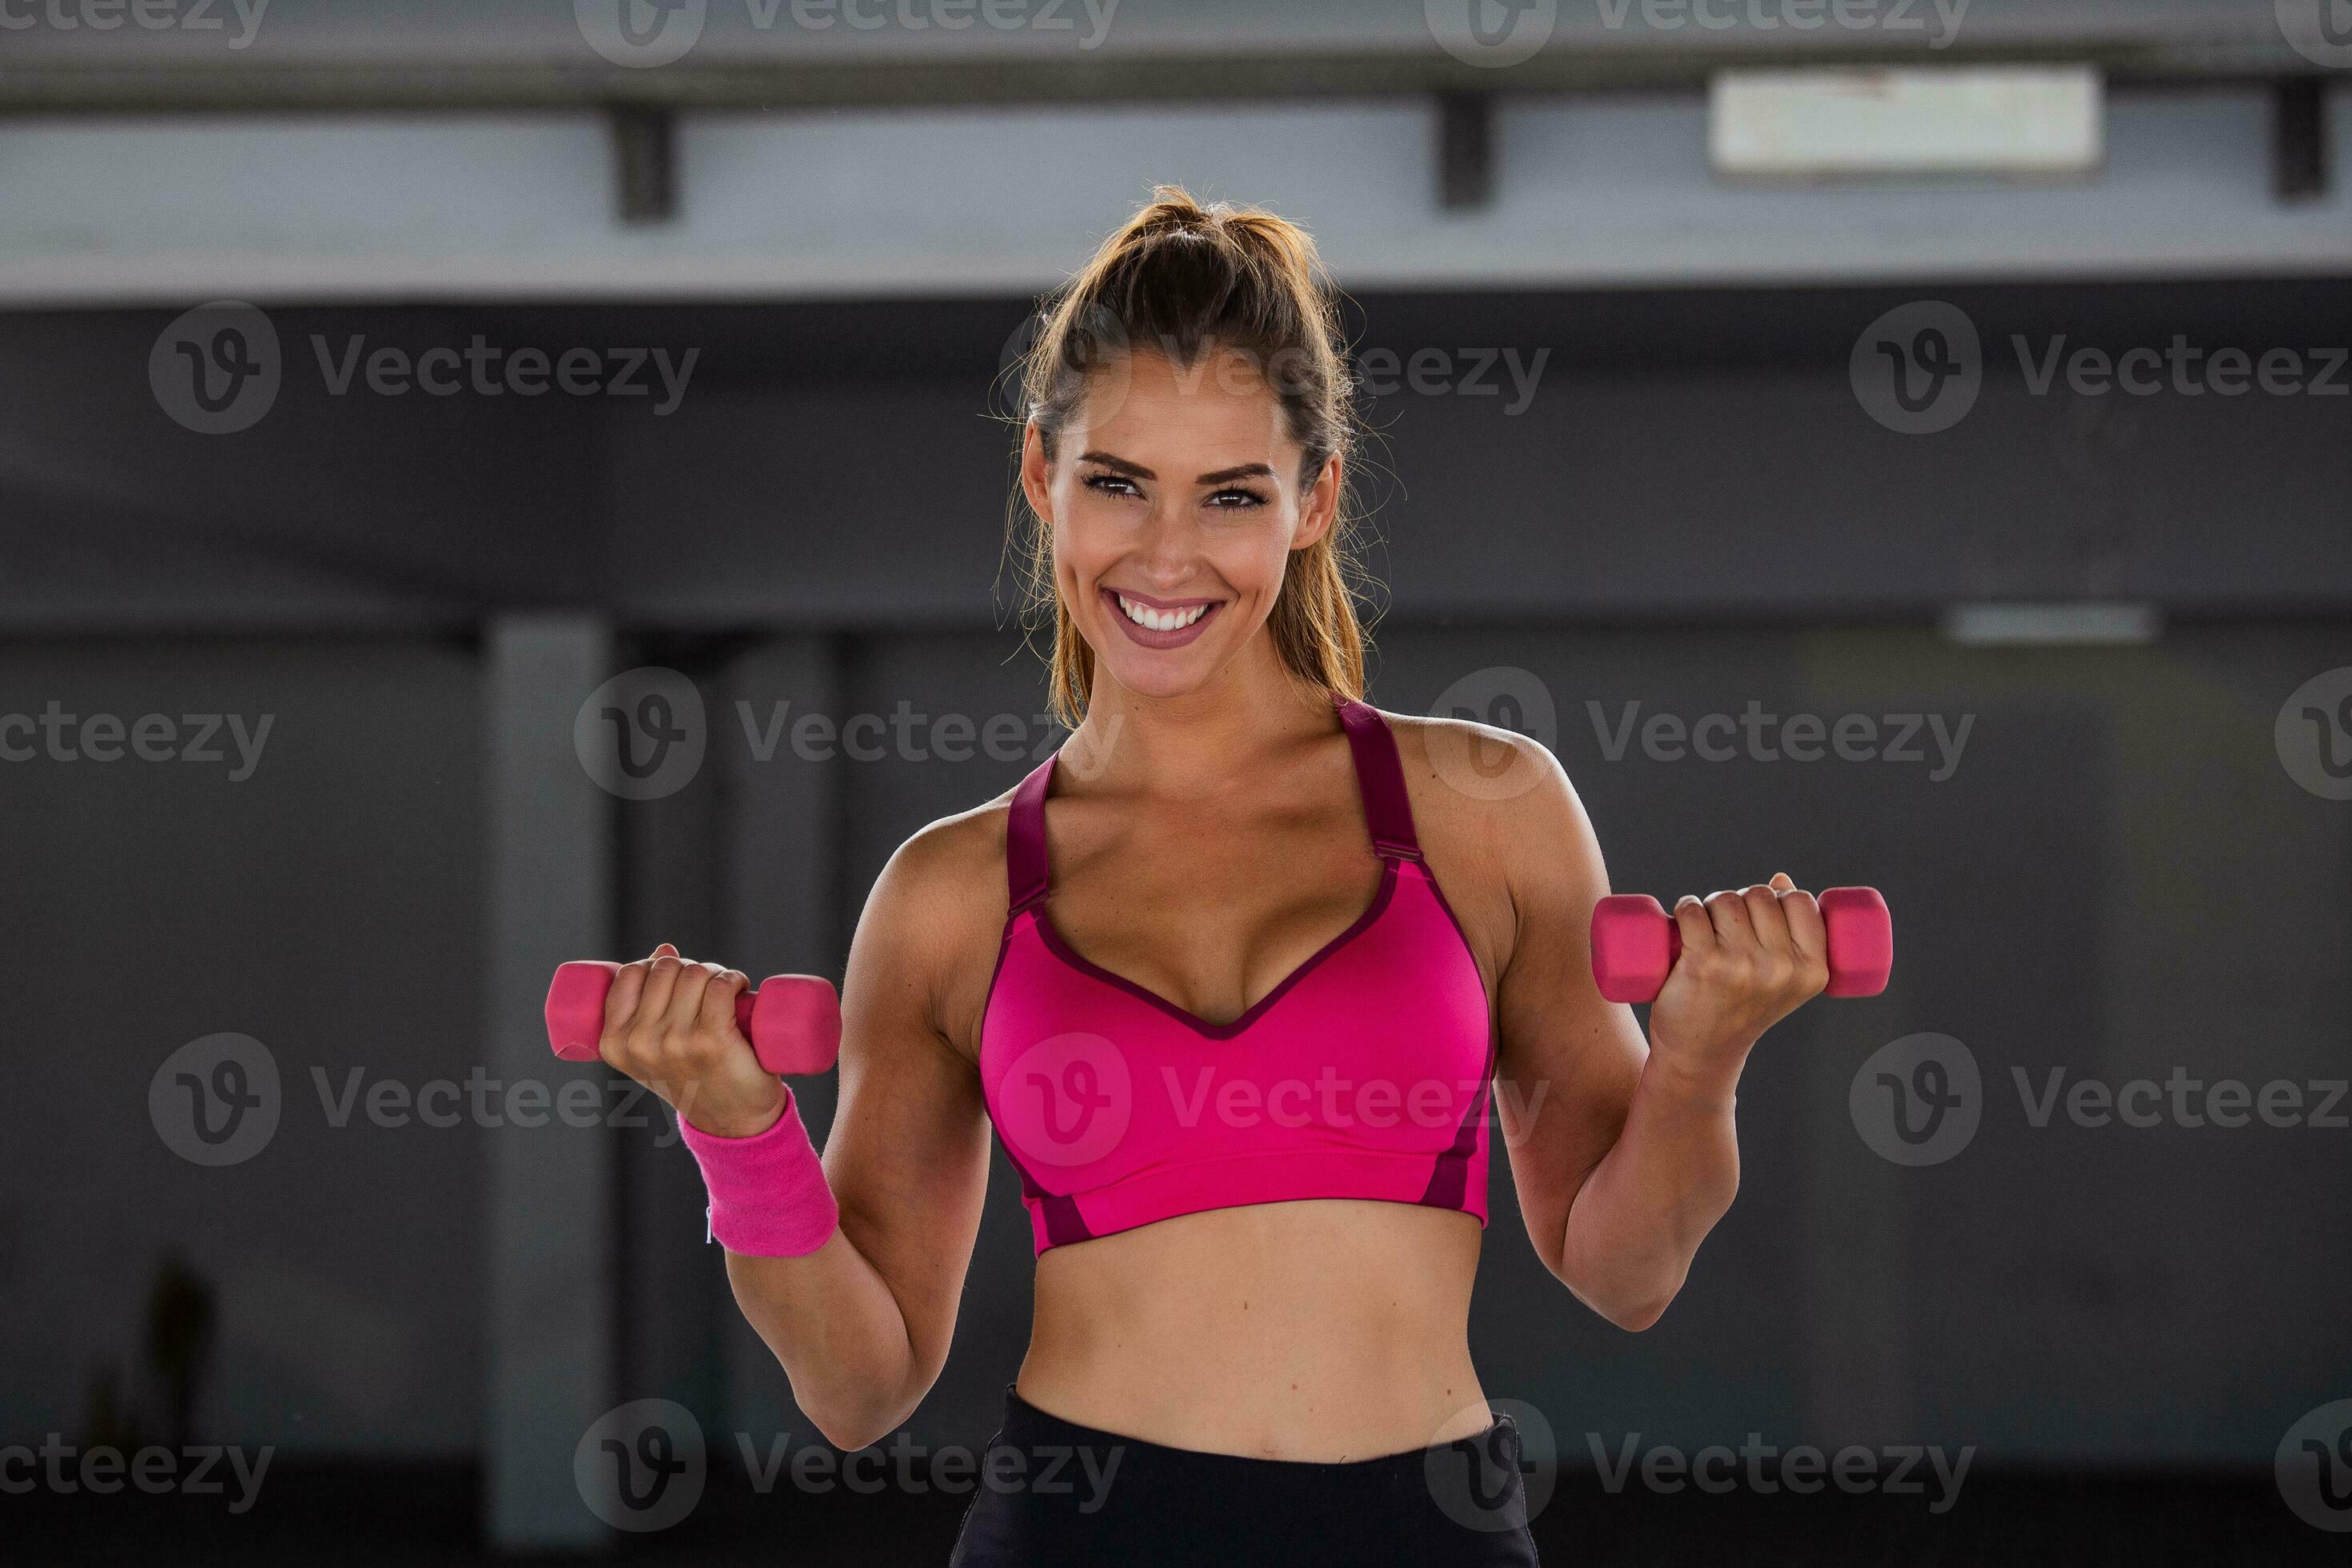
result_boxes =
[1098,650,1214,703]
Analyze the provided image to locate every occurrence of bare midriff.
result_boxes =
[1015,1198,1490,1463]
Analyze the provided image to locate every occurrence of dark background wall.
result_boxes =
[6,621,2348,1466]
[3,279,2349,1565]
[6,281,2351,632]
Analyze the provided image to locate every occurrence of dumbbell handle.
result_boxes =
[544,961,841,1078]
[1590,886,1892,1004]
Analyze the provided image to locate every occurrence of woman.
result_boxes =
[595,189,1832,1566]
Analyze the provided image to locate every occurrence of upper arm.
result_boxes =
[818,810,1005,1391]
[1396,718,1650,1280]
[1488,750,1653,1279]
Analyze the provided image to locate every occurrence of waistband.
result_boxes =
[994,1383,1523,1481]
[953,1386,1540,1566]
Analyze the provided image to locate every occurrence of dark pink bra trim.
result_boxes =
[998,696,1428,1040]
[1006,755,1055,914]
[1334,697,1422,862]
[1022,862,1398,1042]
[1417,1038,1494,1211]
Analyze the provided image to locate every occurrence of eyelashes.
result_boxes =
[1079,473,1270,510]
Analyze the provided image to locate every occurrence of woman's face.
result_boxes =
[1022,346,1340,707]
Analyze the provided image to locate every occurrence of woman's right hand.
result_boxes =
[598,943,789,1138]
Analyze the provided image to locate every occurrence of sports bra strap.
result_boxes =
[1335,698,1423,863]
[1006,755,1055,913]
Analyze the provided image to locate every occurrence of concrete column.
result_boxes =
[483,614,615,1550]
[717,635,844,1443]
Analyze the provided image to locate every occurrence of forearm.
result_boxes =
[678,1090,950,1451]
[1555,1046,1746,1330]
[722,1226,929,1449]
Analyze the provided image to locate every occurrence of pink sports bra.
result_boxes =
[978,698,1497,1254]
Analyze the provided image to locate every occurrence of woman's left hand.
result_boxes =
[1644,872,1830,1094]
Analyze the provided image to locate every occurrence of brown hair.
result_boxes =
[1006,186,1374,726]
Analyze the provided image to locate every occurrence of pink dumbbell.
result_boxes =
[544,962,842,1076]
[1590,886,1892,1005]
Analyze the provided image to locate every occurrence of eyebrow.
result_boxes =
[1077,451,1276,486]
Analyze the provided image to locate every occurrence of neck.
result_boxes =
[1065,634,1338,800]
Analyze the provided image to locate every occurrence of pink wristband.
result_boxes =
[676,1089,840,1258]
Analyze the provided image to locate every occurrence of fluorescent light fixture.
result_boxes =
[1942,602,2162,646]
[1711,66,2103,179]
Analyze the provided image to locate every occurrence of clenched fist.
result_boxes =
[598,944,788,1138]
[1645,873,1830,1090]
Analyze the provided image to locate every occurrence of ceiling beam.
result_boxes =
[0,34,2324,117]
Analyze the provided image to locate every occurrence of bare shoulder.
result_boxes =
[851,786,1021,1064]
[1377,708,1583,852]
[1374,709,1601,974]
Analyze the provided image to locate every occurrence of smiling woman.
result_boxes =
[1006,186,1370,726]
[588,186,1838,1568]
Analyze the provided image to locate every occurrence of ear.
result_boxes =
[1019,421,1055,526]
[1289,453,1342,553]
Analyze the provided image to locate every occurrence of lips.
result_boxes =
[1102,587,1222,650]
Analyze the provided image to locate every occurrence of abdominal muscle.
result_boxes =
[1014,1198,1491,1462]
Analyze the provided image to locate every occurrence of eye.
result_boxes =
[1082,473,1144,500]
[1205,487,1268,510]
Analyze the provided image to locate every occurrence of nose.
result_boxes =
[1131,505,1203,586]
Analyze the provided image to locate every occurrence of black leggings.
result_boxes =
[948,1386,1542,1566]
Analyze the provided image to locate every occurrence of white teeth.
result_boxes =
[1117,594,1207,632]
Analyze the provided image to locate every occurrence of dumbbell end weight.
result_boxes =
[1590,886,1892,1005]
[1818,886,1893,998]
[544,961,842,1077]
[1590,894,1678,1005]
